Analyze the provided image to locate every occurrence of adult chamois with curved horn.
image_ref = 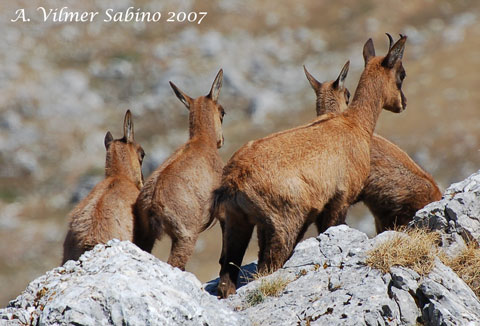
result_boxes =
[62,110,145,264]
[305,38,441,234]
[134,69,225,270]
[216,35,408,298]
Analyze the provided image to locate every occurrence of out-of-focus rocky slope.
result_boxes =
[0,0,479,306]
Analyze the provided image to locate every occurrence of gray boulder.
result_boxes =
[411,170,480,253]
[0,240,248,326]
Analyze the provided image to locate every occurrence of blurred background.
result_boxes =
[1,0,479,306]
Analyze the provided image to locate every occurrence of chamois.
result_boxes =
[134,70,225,270]
[216,36,408,298]
[304,39,441,234]
[62,110,145,264]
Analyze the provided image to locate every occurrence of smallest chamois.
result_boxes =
[62,110,145,264]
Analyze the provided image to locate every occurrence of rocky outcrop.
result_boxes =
[411,170,480,254]
[208,226,480,326]
[3,171,480,326]
[0,240,248,326]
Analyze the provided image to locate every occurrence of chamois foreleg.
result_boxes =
[315,209,348,233]
[315,193,349,233]
[373,210,404,234]
[294,222,311,247]
[316,207,349,233]
[218,219,226,265]
[374,214,388,234]
[218,209,254,298]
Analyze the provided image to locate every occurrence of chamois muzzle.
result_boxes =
[217,135,224,148]
[401,91,407,111]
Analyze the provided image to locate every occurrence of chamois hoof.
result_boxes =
[217,280,236,299]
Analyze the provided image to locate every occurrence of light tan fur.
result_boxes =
[216,36,409,298]
[134,70,225,270]
[62,110,145,264]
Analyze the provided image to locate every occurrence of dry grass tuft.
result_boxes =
[245,271,291,307]
[442,242,480,297]
[257,276,290,297]
[366,228,440,275]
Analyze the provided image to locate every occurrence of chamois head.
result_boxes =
[169,69,225,148]
[104,110,145,189]
[304,61,350,116]
[362,34,407,113]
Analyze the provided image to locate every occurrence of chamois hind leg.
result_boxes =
[257,221,308,266]
[218,208,254,298]
[257,216,304,274]
[167,232,199,270]
[62,230,84,264]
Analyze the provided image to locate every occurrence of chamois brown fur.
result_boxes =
[134,70,225,270]
[62,110,145,264]
[216,36,409,298]
[305,42,441,234]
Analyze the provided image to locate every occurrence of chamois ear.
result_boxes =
[303,65,322,93]
[123,109,134,143]
[332,60,350,90]
[208,69,223,102]
[363,38,375,67]
[382,35,407,69]
[104,131,114,149]
[169,81,192,110]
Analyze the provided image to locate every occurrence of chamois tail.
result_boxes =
[201,186,232,232]
[133,202,157,253]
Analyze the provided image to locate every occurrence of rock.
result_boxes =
[418,262,480,326]
[213,225,480,326]
[411,170,480,253]
[0,240,248,326]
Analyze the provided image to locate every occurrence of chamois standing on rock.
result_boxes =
[134,70,225,270]
[62,110,145,264]
[216,36,409,298]
[304,37,441,234]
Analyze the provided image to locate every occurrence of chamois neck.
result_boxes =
[104,145,142,189]
[189,101,218,148]
[345,71,385,135]
[316,95,341,115]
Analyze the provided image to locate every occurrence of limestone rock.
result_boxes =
[411,170,480,253]
[0,240,248,326]
[214,226,480,326]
